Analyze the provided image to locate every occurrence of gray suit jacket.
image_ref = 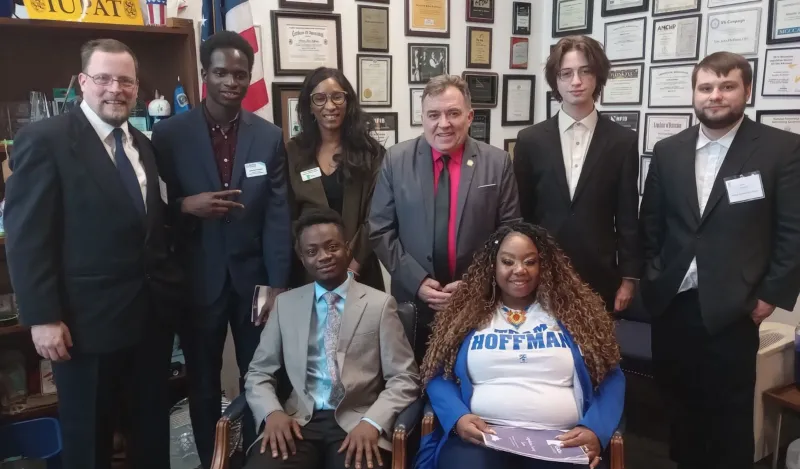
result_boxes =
[244,281,420,451]
[368,136,521,303]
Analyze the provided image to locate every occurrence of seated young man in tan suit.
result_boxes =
[245,208,421,469]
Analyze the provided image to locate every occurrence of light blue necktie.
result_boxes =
[112,128,145,215]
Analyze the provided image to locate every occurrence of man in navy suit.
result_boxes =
[152,31,292,469]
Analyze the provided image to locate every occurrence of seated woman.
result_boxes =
[415,222,625,469]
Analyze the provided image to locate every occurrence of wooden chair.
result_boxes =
[209,302,425,469]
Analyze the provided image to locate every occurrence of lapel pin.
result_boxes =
[467,159,474,167]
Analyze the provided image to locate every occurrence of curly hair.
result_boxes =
[420,222,620,388]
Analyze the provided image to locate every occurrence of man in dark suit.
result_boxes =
[151,31,292,469]
[369,75,520,362]
[514,35,641,312]
[640,52,800,469]
[4,39,183,469]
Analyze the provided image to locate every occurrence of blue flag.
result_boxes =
[174,77,190,114]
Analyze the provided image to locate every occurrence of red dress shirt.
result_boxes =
[203,103,239,188]
[432,146,464,279]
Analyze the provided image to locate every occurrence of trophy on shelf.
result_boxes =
[148,91,171,126]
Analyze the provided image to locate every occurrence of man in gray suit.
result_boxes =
[245,208,420,469]
[369,75,521,362]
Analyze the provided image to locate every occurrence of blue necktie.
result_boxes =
[112,128,145,215]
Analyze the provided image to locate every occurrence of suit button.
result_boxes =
[225,217,231,224]
[304,416,310,422]
[426,255,432,261]
[303,389,309,395]
[146,274,152,281]
[696,234,701,239]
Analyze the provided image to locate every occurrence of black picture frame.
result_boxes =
[356,54,392,108]
[761,47,800,97]
[755,109,800,134]
[604,16,646,62]
[271,11,343,76]
[552,0,593,38]
[512,2,531,35]
[747,58,758,107]
[410,88,424,127]
[408,44,450,84]
[279,0,334,11]
[368,111,399,148]
[466,26,493,69]
[504,138,517,157]
[469,109,492,143]
[271,82,304,144]
[358,5,390,53]
[652,0,700,16]
[600,62,645,106]
[466,0,494,23]
[767,0,800,45]
[647,64,694,109]
[462,71,498,108]
[639,155,651,195]
[406,0,451,38]
[601,0,648,17]
[598,110,641,138]
[546,91,560,119]
[650,14,701,64]
[642,113,694,154]
[501,74,535,127]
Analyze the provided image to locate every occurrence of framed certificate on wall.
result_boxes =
[357,55,392,107]
[271,11,343,76]
[406,0,451,38]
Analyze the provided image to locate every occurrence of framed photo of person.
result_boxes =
[368,112,399,148]
[604,16,646,62]
[513,2,532,35]
[410,88,424,126]
[648,64,694,108]
[598,110,641,137]
[652,0,699,16]
[639,155,651,195]
[643,113,693,154]
[601,0,649,17]
[467,27,493,69]
[552,0,593,37]
[600,62,644,105]
[279,0,334,11]
[756,110,800,135]
[462,71,499,108]
[357,55,392,107]
[406,0,451,38]
[408,44,449,84]
[762,47,800,97]
[466,0,494,23]
[705,8,761,56]
[271,11,343,76]
[546,91,560,118]
[747,58,757,106]
[510,37,529,69]
[272,82,304,144]
[504,138,517,158]
[469,109,492,143]
[651,14,701,63]
[358,5,389,53]
[767,0,800,45]
[502,74,535,126]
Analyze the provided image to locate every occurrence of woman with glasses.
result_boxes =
[286,67,386,290]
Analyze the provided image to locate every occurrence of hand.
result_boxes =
[614,279,636,312]
[338,421,383,469]
[348,259,361,277]
[556,426,602,469]
[442,280,462,294]
[180,190,244,218]
[260,410,303,460]
[255,287,286,326]
[31,322,73,362]
[751,299,776,325]
[417,277,451,312]
[455,414,494,446]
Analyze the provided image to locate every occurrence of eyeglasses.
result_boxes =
[557,67,594,82]
[85,73,138,89]
[311,91,347,107]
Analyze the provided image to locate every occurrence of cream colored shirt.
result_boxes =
[558,107,598,199]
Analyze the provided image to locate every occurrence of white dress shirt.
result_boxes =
[558,107,599,199]
[677,117,743,293]
[80,100,148,206]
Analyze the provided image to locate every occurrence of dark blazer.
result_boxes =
[4,108,184,353]
[514,115,642,309]
[286,139,385,291]
[640,118,800,333]
[152,108,292,308]
[369,136,521,305]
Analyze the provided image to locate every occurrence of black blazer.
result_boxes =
[640,118,800,334]
[4,108,184,353]
[514,115,642,308]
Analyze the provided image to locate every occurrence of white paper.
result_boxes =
[645,115,692,153]
[759,114,800,135]
[606,0,646,10]
[359,57,390,104]
[557,0,587,30]
[411,89,424,126]
[245,162,267,178]
[705,9,761,56]
[300,167,323,181]
[725,173,765,204]
[763,49,800,96]
[649,65,694,108]
[654,0,699,14]
[602,64,643,104]
[653,16,700,61]
[774,0,800,42]
[276,17,339,71]
[605,18,646,61]
[158,176,168,204]
[505,79,532,122]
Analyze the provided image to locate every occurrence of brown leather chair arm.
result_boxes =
[209,394,249,469]
[421,400,435,436]
[610,430,624,469]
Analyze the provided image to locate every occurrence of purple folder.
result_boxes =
[482,425,590,464]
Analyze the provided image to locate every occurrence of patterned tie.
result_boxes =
[111,128,145,215]
[323,291,345,406]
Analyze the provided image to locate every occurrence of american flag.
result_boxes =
[202,0,269,117]
[146,0,167,26]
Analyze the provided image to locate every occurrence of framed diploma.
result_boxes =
[462,71,499,108]
[767,0,800,45]
[746,58,757,106]
[408,44,449,84]
[501,75,535,126]
[467,27,493,69]
[357,55,392,107]
[546,91,560,118]
[600,62,644,105]
[358,5,389,53]
[406,0,450,38]
[513,2,532,35]
[368,112,399,148]
[552,0,593,37]
[602,0,648,17]
[510,37,529,69]
[272,82,304,144]
[466,0,494,23]
[705,8,761,56]
[762,48,800,97]
[643,113,693,154]
[271,11,343,76]
[410,88,424,126]
[604,17,646,62]
[279,0,334,11]
[756,110,800,135]
[652,0,699,16]
[708,0,758,7]
[598,110,641,137]
[639,155,651,195]
[504,139,517,158]
[651,14,701,63]
[469,109,492,144]
[648,64,694,108]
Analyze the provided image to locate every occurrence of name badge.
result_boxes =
[245,162,267,178]
[301,167,323,181]
[724,171,765,204]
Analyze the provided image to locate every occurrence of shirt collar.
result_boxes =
[314,271,353,303]
[203,100,239,129]
[558,107,598,134]
[80,99,131,143]
[431,145,464,164]
[696,116,744,150]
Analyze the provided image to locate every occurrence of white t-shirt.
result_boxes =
[467,303,579,430]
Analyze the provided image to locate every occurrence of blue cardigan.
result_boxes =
[414,323,625,469]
